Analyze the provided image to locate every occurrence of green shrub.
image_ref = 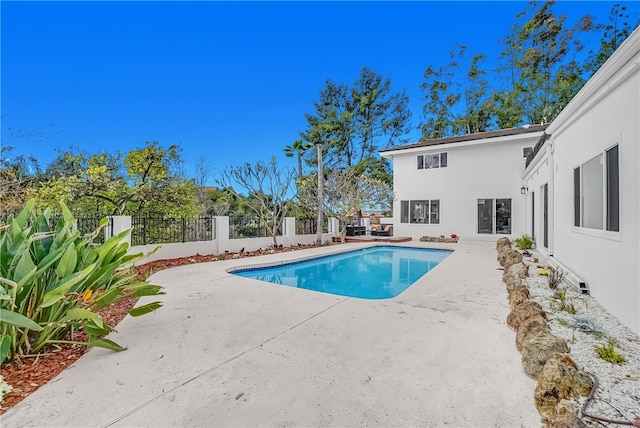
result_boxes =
[0,200,164,364]
[550,288,577,314]
[514,235,534,250]
[595,339,626,364]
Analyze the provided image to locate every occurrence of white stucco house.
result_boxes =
[380,26,640,334]
[380,124,547,240]
[523,27,640,334]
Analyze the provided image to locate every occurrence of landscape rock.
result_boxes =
[419,236,459,243]
[522,332,570,378]
[504,275,523,293]
[535,354,593,424]
[503,261,529,284]
[551,412,587,428]
[516,314,549,351]
[509,285,531,310]
[496,237,511,252]
[556,398,579,416]
[498,249,524,269]
[506,300,546,331]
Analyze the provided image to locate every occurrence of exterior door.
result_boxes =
[495,199,512,234]
[477,199,493,234]
[531,191,535,240]
[477,198,512,234]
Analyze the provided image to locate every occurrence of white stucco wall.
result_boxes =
[130,233,333,264]
[523,146,553,254]
[548,56,640,334]
[387,132,542,240]
[111,216,333,264]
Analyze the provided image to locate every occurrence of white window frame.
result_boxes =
[573,143,620,237]
[417,152,447,170]
[400,199,440,224]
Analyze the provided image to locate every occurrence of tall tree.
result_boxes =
[38,142,200,217]
[0,146,41,217]
[420,45,493,139]
[0,120,48,216]
[218,157,296,247]
[300,67,411,184]
[352,67,412,158]
[193,154,214,215]
[583,4,638,77]
[315,142,324,246]
[493,0,592,127]
[283,139,312,182]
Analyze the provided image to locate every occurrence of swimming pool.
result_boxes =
[232,246,452,299]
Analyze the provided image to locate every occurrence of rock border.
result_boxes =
[419,235,459,243]
[496,237,593,427]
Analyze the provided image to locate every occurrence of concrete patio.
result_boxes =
[2,240,540,427]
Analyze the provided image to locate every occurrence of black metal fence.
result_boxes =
[77,217,107,244]
[295,217,329,235]
[3,210,326,246]
[1,213,108,244]
[131,215,214,246]
[229,215,280,239]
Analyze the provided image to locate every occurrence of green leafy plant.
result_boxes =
[547,266,566,289]
[0,200,164,364]
[595,339,626,364]
[514,235,534,250]
[557,318,570,328]
[550,288,577,314]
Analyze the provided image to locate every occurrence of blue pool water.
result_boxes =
[232,246,452,299]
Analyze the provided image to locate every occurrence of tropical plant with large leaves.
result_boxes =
[0,199,163,364]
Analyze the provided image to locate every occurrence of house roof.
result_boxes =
[379,124,549,153]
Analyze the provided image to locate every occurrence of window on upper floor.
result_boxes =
[417,153,447,169]
[523,147,533,158]
[573,144,619,232]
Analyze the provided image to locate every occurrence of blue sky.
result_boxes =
[2,1,638,184]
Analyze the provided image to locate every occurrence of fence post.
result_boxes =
[214,216,230,254]
[283,217,295,237]
[328,218,339,236]
[107,216,132,246]
[362,217,371,232]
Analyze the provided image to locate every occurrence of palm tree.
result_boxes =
[316,141,324,246]
[283,139,310,181]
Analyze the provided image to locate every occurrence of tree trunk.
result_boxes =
[316,143,324,246]
[272,222,278,248]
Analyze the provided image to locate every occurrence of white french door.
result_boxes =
[477,198,511,234]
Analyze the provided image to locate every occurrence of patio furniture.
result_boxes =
[346,225,366,236]
[371,224,393,237]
